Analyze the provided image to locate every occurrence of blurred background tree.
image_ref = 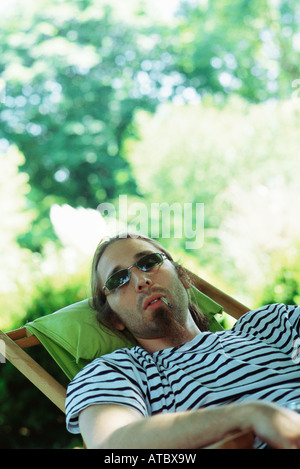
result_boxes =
[1,0,299,251]
[0,0,300,448]
[0,146,34,329]
[124,97,300,304]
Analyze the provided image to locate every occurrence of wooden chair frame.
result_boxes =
[0,270,254,449]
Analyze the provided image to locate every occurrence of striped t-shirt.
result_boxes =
[65,303,300,439]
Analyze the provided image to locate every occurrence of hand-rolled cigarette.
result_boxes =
[161,297,173,308]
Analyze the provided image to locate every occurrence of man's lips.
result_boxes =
[143,294,166,311]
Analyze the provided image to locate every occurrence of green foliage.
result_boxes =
[0,351,82,449]
[262,270,300,306]
[0,146,35,329]
[0,147,90,447]
[0,0,147,250]
[0,271,88,449]
[1,0,300,250]
[124,97,300,305]
[260,245,300,306]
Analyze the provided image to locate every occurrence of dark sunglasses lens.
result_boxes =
[105,253,164,291]
[106,269,129,291]
[137,253,163,271]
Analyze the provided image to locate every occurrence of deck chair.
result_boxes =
[0,269,254,449]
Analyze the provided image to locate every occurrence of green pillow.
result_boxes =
[189,285,224,333]
[25,300,136,380]
[25,286,223,380]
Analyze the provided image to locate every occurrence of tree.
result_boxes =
[1,0,299,251]
[0,0,154,250]
[0,145,34,329]
[124,96,300,305]
[169,0,300,103]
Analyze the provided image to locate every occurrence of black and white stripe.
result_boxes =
[66,303,300,439]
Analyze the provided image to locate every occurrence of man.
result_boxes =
[65,233,300,449]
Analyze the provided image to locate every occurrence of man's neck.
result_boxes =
[136,328,201,354]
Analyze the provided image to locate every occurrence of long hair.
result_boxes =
[90,233,210,336]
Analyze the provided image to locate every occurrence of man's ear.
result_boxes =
[114,319,126,331]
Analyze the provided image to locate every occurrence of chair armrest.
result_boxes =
[0,329,66,412]
[185,269,250,320]
[6,327,41,348]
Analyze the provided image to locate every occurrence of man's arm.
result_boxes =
[79,401,300,449]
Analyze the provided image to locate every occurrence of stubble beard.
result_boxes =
[140,304,189,347]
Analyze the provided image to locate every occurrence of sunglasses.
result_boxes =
[103,252,167,293]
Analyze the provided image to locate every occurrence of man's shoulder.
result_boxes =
[233,303,298,330]
[84,344,145,370]
[99,344,144,362]
[69,345,145,386]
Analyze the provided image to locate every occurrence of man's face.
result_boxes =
[97,237,190,342]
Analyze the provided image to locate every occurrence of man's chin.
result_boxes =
[147,306,186,339]
[147,304,171,322]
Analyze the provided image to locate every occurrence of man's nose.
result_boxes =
[130,267,153,291]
